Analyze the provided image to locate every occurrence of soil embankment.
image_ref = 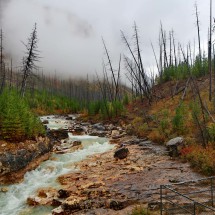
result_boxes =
[0,137,53,184]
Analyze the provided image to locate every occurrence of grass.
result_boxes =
[130,206,150,215]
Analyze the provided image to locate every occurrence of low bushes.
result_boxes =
[0,89,45,141]
[181,145,215,175]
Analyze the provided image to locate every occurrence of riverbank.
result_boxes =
[0,137,53,184]
[0,114,211,215]
[27,133,205,214]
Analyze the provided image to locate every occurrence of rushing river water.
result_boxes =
[0,116,114,215]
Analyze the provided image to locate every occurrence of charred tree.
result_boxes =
[0,29,5,93]
[208,0,212,101]
[121,22,152,103]
[195,3,202,66]
[20,23,39,97]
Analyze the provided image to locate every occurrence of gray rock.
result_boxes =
[124,138,148,145]
[138,141,153,146]
[92,123,106,131]
[166,137,184,157]
[89,130,108,137]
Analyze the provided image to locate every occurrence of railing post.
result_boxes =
[160,185,163,215]
[193,201,196,215]
[211,177,214,207]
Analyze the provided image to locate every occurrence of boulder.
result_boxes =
[52,206,64,215]
[108,199,128,210]
[166,137,184,157]
[111,130,120,137]
[92,123,106,131]
[114,147,129,160]
[65,117,73,121]
[73,126,86,135]
[51,198,62,207]
[111,130,125,139]
[47,129,69,140]
[42,120,49,124]
[72,140,82,147]
[58,189,70,198]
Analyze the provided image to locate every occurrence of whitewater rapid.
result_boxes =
[0,116,114,215]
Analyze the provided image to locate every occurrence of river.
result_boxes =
[0,115,115,215]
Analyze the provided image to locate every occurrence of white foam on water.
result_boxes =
[0,135,114,215]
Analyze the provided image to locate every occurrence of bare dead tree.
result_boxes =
[124,56,144,100]
[20,23,39,97]
[188,42,193,66]
[208,0,212,101]
[151,42,160,76]
[172,30,178,67]
[102,38,121,101]
[121,23,152,103]
[180,44,208,147]
[0,29,5,93]
[195,3,202,65]
[169,31,172,66]
[160,22,169,69]
[159,32,163,79]
[9,58,13,89]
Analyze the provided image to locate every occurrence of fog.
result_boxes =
[0,0,213,78]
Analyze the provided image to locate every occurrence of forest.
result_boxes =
[0,2,215,172]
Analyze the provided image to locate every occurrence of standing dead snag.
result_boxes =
[20,23,39,97]
[195,3,202,67]
[121,23,152,103]
[0,29,5,93]
[102,38,121,101]
[208,0,212,101]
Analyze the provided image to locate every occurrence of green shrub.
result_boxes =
[87,101,101,115]
[207,123,215,143]
[123,94,129,105]
[172,103,186,134]
[0,89,45,141]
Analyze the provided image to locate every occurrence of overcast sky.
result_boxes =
[0,0,214,79]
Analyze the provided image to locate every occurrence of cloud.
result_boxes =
[0,0,11,23]
[0,0,211,79]
[42,5,94,38]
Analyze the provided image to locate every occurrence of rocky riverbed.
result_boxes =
[25,115,206,215]
[0,114,208,215]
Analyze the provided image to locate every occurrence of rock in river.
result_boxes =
[47,129,69,140]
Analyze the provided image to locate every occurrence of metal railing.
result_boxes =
[160,177,215,214]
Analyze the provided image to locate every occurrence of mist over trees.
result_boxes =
[0,1,214,142]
